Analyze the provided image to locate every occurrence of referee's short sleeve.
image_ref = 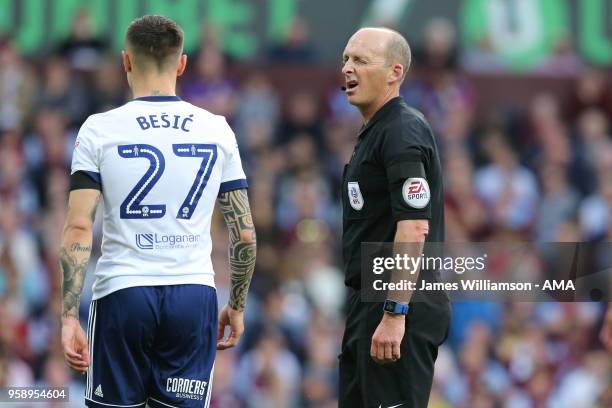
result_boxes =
[381,119,432,221]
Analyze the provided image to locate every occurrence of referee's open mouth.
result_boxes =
[345,80,359,93]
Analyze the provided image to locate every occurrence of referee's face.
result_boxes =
[342,29,394,111]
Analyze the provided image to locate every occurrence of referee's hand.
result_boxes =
[217,305,244,350]
[371,313,405,364]
[61,316,90,374]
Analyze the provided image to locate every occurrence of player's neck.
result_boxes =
[130,74,178,99]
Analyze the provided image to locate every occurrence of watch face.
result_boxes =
[384,302,395,313]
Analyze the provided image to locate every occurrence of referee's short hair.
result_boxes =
[382,29,411,82]
[359,27,411,83]
[126,15,183,71]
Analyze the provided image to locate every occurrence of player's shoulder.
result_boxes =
[181,102,238,147]
[181,101,231,129]
[77,112,107,139]
[81,104,132,130]
[77,103,147,146]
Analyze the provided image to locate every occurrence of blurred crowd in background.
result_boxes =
[0,11,611,408]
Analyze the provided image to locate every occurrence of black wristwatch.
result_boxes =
[383,299,409,316]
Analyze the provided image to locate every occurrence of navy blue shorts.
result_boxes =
[84,285,218,408]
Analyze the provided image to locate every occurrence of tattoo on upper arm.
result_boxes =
[218,189,256,311]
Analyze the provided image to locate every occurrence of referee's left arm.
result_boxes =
[389,219,429,303]
[371,118,434,364]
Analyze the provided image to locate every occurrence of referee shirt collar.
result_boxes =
[358,96,403,139]
[132,95,182,102]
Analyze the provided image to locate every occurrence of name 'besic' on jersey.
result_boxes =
[136,113,194,132]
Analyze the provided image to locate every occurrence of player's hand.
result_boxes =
[371,313,405,364]
[61,316,89,374]
[217,304,244,350]
[600,305,612,351]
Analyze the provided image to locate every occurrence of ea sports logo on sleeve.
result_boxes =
[402,178,430,208]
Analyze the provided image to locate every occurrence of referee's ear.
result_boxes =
[388,63,403,86]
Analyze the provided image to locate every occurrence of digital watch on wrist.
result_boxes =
[383,300,409,316]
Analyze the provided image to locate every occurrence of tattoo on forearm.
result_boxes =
[70,243,92,253]
[60,194,99,320]
[218,189,256,311]
[60,246,90,319]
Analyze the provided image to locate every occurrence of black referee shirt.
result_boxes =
[342,96,444,289]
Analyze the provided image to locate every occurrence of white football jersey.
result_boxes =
[71,96,247,300]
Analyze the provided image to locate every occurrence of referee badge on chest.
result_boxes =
[347,182,364,210]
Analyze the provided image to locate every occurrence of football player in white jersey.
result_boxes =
[59,15,256,408]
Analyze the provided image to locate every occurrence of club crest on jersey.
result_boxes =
[347,182,364,210]
[402,178,430,208]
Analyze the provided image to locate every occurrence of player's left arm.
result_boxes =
[59,188,100,373]
[216,188,256,350]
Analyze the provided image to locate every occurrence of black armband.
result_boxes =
[70,171,102,191]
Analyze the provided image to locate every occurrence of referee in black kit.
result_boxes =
[339,27,450,407]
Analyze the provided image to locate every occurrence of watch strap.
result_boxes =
[383,300,409,315]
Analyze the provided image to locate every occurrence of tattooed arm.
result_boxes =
[60,189,100,319]
[216,188,256,349]
[218,188,257,310]
[60,188,100,372]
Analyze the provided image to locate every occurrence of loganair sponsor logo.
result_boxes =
[135,233,201,250]
[135,233,154,249]
[166,377,207,401]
